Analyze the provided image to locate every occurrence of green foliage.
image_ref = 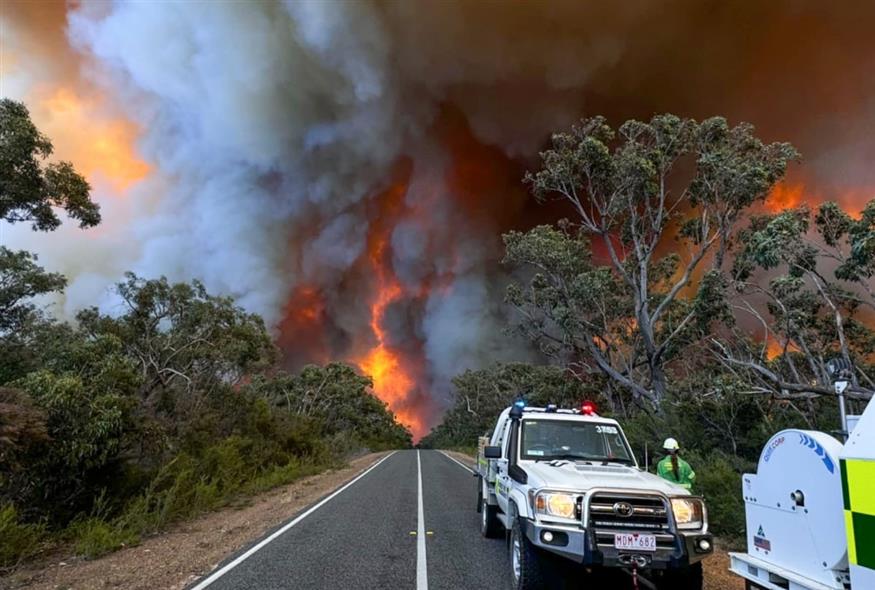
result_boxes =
[0,387,48,469]
[0,504,45,568]
[0,248,70,383]
[0,99,100,230]
[8,369,133,524]
[513,114,798,406]
[834,200,875,282]
[65,437,333,559]
[248,363,412,450]
[68,517,134,560]
[77,273,276,405]
[0,328,140,523]
[0,247,67,334]
[685,451,749,546]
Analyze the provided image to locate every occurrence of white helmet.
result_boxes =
[663,438,680,451]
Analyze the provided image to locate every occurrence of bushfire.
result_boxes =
[7,0,875,443]
[356,238,420,436]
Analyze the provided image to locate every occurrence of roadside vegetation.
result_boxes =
[422,115,875,544]
[0,99,410,570]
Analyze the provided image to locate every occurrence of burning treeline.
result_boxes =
[4,1,875,438]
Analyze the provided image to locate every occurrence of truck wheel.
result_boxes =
[657,563,703,590]
[480,499,501,538]
[509,518,546,590]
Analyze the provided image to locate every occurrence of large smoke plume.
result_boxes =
[3,1,874,436]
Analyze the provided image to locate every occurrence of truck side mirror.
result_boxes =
[484,446,502,459]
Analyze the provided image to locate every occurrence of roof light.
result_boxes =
[514,400,526,408]
[545,404,558,413]
[580,401,597,416]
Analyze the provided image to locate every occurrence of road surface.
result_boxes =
[187,450,640,590]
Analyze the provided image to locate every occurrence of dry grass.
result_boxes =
[4,453,387,590]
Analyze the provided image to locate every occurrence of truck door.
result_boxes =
[495,419,512,514]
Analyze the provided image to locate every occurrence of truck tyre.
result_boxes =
[509,518,546,590]
[657,563,703,590]
[480,498,501,538]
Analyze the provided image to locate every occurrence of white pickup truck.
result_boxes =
[475,401,713,590]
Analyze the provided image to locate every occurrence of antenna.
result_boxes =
[826,357,853,440]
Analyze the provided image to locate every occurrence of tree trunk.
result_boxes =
[649,362,667,408]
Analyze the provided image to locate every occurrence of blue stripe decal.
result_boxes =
[798,433,835,474]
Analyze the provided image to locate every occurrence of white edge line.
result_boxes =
[438,450,475,474]
[190,451,396,590]
[416,450,428,590]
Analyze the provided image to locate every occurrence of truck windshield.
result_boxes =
[520,420,634,463]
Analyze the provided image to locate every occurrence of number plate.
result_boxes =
[614,533,657,552]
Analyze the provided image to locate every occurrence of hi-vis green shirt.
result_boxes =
[657,455,696,490]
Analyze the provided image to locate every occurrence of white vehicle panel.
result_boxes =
[742,429,847,588]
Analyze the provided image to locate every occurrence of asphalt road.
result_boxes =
[185,450,501,589]
[187,450,636,590]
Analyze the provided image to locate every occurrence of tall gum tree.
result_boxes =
[506,114,798,407]
[714,200,875,401]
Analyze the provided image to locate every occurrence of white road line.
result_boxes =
[190,451,396,590]
[439,450,475,473]
[416,450,429,590]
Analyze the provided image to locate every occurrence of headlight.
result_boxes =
[671,498,705,530]
[534,492,577,519]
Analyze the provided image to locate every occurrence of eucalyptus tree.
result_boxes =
[506,114,798,406]
[713,200,875,401]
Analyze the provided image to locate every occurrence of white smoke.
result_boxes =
[47,0,569,417]
[61,1,410,327]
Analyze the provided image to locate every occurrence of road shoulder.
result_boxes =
[6,452,389,590]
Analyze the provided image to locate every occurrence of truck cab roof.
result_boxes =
[490,405,622,430]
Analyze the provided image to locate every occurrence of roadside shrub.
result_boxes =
[686,450,750,546]
[0,269,412,568]
[248,458,329,494]
[68,517,135,559]
[63,435,339,559]
[6,367,133,524]
[0,504,44,568]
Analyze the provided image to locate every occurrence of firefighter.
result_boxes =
[657,438,696,490]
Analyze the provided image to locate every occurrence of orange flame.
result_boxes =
[764,182,872,217]
[354,177,426,439]
[765,338,803,360]
[765,338,784,360]
[765,182,805,212]
[357,260,419,434]
[37,87,149,192]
